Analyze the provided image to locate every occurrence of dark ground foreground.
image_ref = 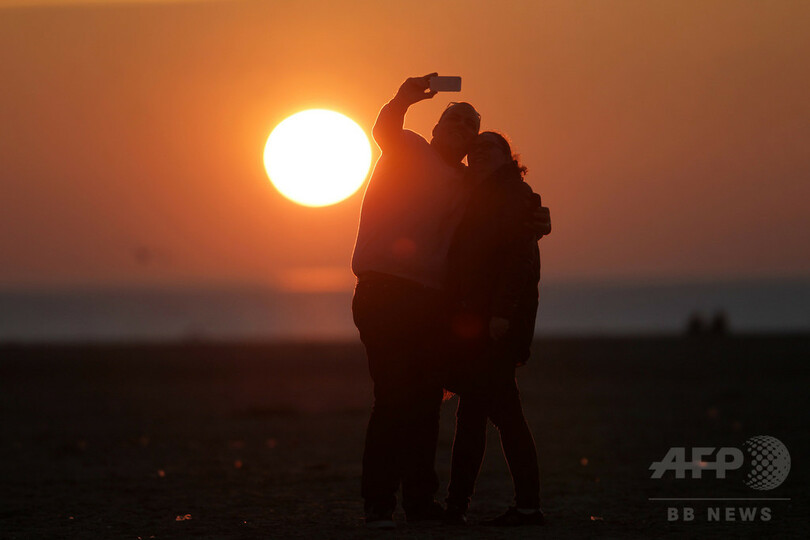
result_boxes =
[1,335,808,539]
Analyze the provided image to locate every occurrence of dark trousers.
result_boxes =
[352,274,446,513]
[446,359,540,510]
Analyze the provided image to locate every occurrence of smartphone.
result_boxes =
[429,76,462,92]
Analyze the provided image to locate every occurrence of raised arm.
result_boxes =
[372,73,438,152]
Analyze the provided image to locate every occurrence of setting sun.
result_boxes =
[263,110,372,207]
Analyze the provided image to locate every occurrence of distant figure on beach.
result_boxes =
[442,132,545,526]
[351,73,550,529]
[710,310,729,336]
[686,310,729,336]
[686,311,706,336]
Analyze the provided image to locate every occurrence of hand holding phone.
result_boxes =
[395,73,439,106]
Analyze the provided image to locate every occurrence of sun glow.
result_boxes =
[263,110,372,207]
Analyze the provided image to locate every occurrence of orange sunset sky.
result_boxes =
[1,0,809,292]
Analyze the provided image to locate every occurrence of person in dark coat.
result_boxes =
[443,131,546,526]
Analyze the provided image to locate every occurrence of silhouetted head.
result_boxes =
[468,131,527,181]
[431,102,481,164]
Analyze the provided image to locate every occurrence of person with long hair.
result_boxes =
[443,131,546,526]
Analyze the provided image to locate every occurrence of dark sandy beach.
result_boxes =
[1,335,808,539]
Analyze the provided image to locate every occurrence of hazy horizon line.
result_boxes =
[1,273,809,295]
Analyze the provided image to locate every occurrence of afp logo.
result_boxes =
[650,436,791,490]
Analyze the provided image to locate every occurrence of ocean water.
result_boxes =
[0,278,808,343]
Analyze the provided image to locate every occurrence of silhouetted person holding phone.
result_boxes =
[352,73,481,528]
